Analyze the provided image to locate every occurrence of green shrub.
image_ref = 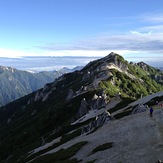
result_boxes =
[32,141,88,163]
[109,97,134,114]
[86,159,97,163]
[114,110,132,119]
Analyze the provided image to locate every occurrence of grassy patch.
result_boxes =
[109,97,134,114]
[90,142,113,155]
[86,159,97,163]
[31,141,88,163]
[60,128,82,143]
[86,126,101,135]
[26,128,82,162]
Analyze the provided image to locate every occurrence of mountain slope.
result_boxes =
[0,52,163,162]
[31,104,163,163]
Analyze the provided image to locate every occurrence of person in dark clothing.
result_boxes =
[150,107,153,117]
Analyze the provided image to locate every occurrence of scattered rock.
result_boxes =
[66,89,74,101]
[81,110,112,134]
[77,98,91,118]
[132,104,148,114]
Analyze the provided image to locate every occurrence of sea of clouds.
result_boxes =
[0,56,100,71]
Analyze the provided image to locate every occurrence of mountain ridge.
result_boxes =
[0,52,163,162]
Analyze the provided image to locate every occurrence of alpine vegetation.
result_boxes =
[0,53,163,163]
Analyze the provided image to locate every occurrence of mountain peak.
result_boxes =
[108,51,118,57]
[0,65,17,73]
[103,52,121,59]
[101,52,125,64]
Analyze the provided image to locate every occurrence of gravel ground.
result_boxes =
[39,108,163,163]
[74,108,163,163]
[28,92,163,163]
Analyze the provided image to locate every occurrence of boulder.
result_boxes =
[77,98,91,118]
[81,110,113,134]
[66,89,74,101]
[132,104,148,114]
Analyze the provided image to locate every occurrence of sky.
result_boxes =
[0,0,163,67]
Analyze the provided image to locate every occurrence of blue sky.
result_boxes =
[0,0,163,66]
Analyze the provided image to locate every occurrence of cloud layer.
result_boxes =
[1,13,163,67]
[37,14,163,55]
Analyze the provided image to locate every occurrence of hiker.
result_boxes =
[150,107,153,117]
[160,103,163,108]
[156,101,159,107]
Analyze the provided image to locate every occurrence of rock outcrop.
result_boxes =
[90,92,108,110]
[66,89,74,101]
[76,91,109,119]
[81,110,113,134]
[77,98,91,118]
[132,104,148,114]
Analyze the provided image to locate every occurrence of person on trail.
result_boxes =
[150,107,153,117]
[160,103,163,108]
[156,101,159,107]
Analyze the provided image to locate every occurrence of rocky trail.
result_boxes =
[27,107,163,163]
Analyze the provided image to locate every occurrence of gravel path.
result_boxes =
[74,109,163,163]
[27,92,163,163]
[38,108,163,163]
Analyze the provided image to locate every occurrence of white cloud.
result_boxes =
[130,31,152,35]
[0,49,22,58]
[140,25,163,32]
[1,13,163,60]
[142,14,163,23]
[0,48,129,58]
[34,13,163,56]
[0,48,40,58]
[37,31,163,55]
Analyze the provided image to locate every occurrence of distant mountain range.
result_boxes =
[0,52,163,162]
[0,65,83,106]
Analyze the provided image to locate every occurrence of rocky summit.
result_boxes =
[0,52,163,163]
